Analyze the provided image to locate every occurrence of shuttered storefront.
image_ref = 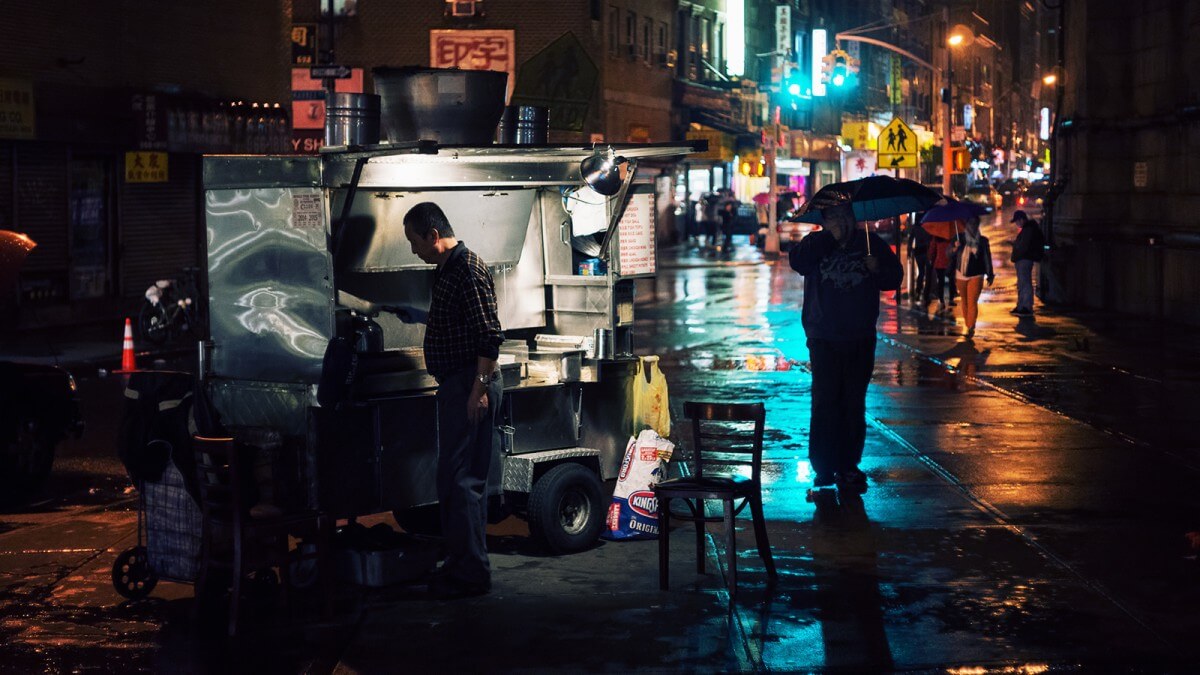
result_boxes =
[14,143,69,303]
[0,143,12,228]
[119,154,201,299]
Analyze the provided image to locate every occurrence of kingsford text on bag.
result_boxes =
[602,429,674,540]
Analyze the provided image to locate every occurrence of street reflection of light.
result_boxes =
[948,666,1048,675]
[795,459,813,484]
[744,354,797,371]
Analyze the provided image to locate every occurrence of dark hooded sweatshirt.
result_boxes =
[789,229,904,340]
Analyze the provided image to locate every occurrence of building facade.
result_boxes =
[1045,0,1200,325]
[0,1,290,328]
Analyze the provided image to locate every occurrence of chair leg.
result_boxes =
[279,549,292,612]
[193,538,210,622]
[748,494,776,580]
[724,497,737,598]
[658,497,670,590]
[319,516,334,618]
[229,546,243,638]
[694,500,706,575]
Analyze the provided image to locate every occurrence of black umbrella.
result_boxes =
[789,176,943,225]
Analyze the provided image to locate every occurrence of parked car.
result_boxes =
[963,184,1002,212]
[0,361,85,503]
[1022,179,1051,210]
[997,178,1028,206]
[774,220,820,249]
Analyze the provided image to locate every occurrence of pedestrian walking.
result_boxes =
[719,200,736,255]
[402,202,505,599]
[949,215,994,338]
[701,193,720,250]
[909,219,931,301]
[1010,209,1044,316]
[789,191,904,492]
[924,233,952,311]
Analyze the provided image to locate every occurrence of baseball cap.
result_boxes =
[1011,209,1028,222]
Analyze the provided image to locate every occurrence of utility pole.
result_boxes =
[764,106,781,258]
[323,0,337,102]
[941,7,953,197]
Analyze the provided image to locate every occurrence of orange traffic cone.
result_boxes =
[117,318,137,373]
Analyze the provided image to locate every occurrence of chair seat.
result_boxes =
[655,474,753,496]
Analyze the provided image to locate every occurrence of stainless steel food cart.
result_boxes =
[199,141,694,552]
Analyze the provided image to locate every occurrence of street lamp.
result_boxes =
[942,24,973,196]
[1042,72,1057,87]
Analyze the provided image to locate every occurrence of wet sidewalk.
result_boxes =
[4,227,1200,672]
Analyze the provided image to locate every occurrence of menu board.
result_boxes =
[615,193,656,277]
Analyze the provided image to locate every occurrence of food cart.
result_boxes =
[199,141,695,552]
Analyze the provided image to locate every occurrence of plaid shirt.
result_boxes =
[425,243,505,380]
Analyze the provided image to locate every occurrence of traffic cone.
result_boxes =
[117,318,137,373]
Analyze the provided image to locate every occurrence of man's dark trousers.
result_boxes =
[435,370,503,586]
[807,337,876,476]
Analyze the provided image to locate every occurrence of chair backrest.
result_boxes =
[192,435,242,526]
[683,401,766,482]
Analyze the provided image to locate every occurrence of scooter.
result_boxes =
[138,267,203,345]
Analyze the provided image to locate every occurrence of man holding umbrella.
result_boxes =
[789,185,906,492]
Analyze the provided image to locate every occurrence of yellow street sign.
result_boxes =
[876,117,918,169]
[125,152,168,183]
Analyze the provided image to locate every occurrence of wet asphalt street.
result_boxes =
[2,205,1200,672]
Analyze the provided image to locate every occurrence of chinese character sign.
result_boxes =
[124,152,169,183]
[430,30,515,102]
[842,150,876,181]
[0,78,36,140]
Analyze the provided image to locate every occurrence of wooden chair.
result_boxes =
[192,435,334,636]
[654,402,776,597]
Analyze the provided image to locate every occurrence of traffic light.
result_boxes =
[820,49,859,88]
[951,147,971,172]
[782,64,805,110]
[739,151,765,177]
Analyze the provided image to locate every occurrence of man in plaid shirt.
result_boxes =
[403,202,504,599]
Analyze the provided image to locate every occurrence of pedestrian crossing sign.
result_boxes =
[876,117,918,169]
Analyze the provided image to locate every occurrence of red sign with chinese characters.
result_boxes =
[430,29,515,102]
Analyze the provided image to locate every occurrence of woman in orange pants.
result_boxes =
[950,215,995,338]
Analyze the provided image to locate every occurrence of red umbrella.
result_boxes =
[0,230,37,271]
[751,192,771,206]
[921,219,962,240]
[1,230,37,315]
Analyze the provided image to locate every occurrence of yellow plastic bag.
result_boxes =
[630,356,670,438]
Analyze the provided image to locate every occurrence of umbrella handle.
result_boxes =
[866,227,871,255]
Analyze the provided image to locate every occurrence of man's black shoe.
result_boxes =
[837,469,868,494]
[428,576,490,600]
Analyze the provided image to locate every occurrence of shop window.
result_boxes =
[642,18,652,63]
[625,11,637,59]
[608,6,619,55]
[68,157,112,300]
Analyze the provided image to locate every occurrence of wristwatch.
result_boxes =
[477,373,490,385]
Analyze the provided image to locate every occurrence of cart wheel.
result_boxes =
[528,463,605,554]
[112,546,158,600]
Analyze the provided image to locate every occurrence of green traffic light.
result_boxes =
[787,82,801,96]
[832,73,845,87]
